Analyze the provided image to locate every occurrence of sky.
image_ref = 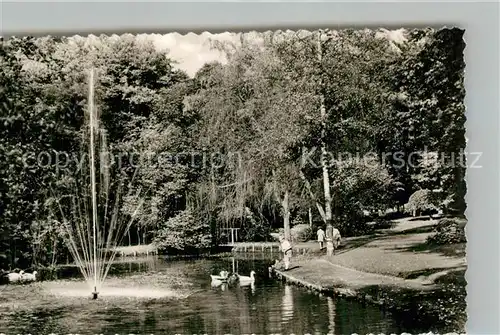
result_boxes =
[137,32,240,77]
[136,29,407,78]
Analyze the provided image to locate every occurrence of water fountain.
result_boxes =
[50,68,147,299]
[88,68,99,299]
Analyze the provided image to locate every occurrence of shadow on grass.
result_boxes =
[336,225,435,255]
[326,219,441,256]
[397,267,462,280]
[386,224,437,236]
[334,234,382,255]
[407,216,434,222]
[284,265,301,271]
[393,241,466,258]
[434,267,466,285]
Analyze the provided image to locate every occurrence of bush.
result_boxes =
[153,209,212,254]
[240,219,271,242]
[407,189,439,215]
[239,211,272,242]
[372,218,396,230]
[270,232,281,241]
[427,218,466,245]
[291,224,312,242]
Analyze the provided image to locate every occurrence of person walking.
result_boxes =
[332,227,342,255]
[279,235,293,271]
[317,227,325,249]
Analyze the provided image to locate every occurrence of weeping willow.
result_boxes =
[186,149,299,243]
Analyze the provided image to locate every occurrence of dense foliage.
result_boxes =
[0,28,466,267]
[406,189,439,216]
[290,224,313,243]
[427,218,467,245]
[153,209,211,254]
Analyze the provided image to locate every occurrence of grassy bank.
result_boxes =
[271,217,466,333]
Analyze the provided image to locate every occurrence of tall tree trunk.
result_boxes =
[51,238,57,267]
[317,30,335,256]
[32,243,37,268]
[299,170,326,221]
[137,226,141,246]
[128,230,131,247]
[13,243,17,269]
[282,190,291,241]
[308,208,313,227]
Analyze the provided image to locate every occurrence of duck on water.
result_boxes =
[1,269,38,284]
[210,270,253,285]
[210,271,230,282]
[237,271,256,286]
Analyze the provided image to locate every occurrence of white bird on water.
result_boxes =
[210,270,229,282]
[5,270,24,283]
[238,271,256,286]
[21,271,37,282]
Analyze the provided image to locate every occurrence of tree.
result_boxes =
[380,28,466,214]
[0,36,82,268]
[269,29,397,245]
[185,44,305,242]
[332,156,396,235]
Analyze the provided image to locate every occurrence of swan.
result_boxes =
[5,270,24,283]
[238,271,256,286]
[211,278,224,288]
[21,271,37,282]
[210,270,229,282]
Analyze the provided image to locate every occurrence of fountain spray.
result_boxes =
[50,66,149,301]
[88,68,99,300]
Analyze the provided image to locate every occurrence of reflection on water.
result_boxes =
[282,284,294,325]
[328,296,336,335]
[0,256,405,334]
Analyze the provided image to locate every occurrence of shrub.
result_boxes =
[270,232,281,241]
[240,219,272,242]
[239,210,272,242]
[427,218,466,245]
[372,218,396,230]
[337,207,376,237]
[407,189,439,215]
[153,209,212,254]
[434,218,457,232]
[291,224,312,242]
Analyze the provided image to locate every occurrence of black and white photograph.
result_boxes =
[0,28,467,334]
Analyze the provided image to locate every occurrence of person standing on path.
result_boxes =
[279,235,293,271]
[317,227,325,249]
[332,227,341,255]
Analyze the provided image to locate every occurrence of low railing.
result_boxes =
[219,228,241,246]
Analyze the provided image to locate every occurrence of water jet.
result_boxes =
[50,67,148,299]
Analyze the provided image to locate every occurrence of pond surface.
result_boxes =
[0,256,411,334]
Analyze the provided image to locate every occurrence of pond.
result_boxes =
[0,256,413,334]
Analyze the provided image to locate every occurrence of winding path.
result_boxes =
[275,217,466,292]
